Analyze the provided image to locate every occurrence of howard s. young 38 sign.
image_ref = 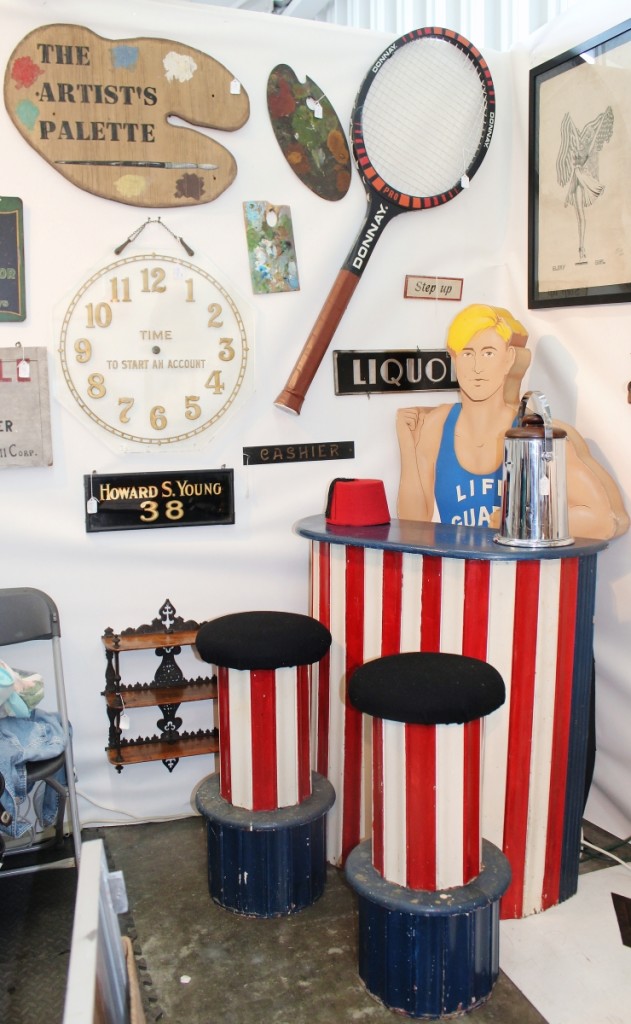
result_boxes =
[84,468,234,532]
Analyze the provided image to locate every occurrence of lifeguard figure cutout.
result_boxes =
[396,304,628,540]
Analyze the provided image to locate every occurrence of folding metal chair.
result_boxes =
[0,587,81,874]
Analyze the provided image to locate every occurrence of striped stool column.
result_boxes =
[195,611,335,917]
[345,652,511,1019]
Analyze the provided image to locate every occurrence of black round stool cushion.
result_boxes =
[196,611,332,671]
[348,652,505,725]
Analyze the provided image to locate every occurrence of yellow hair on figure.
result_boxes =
[447,304,528,353]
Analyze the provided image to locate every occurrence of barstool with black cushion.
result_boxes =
[345,651,511,1020]
[195,610,335,917]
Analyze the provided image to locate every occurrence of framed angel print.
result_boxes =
[529,19,631,308]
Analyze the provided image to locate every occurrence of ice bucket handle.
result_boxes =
[517,390,554,462]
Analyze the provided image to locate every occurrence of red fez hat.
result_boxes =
[325,478,390,527]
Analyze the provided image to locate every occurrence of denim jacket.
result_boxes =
[0,709,66,838]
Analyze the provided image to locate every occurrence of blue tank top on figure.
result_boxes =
[434,404,504,527]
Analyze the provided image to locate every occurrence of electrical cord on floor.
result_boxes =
[74,784,201,828]
[581,830,631,872]
[73,786,139,822]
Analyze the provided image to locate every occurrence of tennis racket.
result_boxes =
[275,27,496,414]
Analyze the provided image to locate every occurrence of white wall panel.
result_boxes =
[1,0,629,842]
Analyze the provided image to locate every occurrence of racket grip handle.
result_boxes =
[275,269,359,414]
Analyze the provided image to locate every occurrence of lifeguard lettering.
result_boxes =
[448,476,502,526]
[455,478,501,502]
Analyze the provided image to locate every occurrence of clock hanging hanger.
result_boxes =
[56,219,254,452]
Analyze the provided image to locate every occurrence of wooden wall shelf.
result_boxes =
[101,599,218,773]
[106,730,219,770]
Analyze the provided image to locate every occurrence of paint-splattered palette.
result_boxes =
[267,64,350,202]
[3,24,249,207]
[243,200,299,294]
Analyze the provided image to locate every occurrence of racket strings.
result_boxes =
[361,38,489,197]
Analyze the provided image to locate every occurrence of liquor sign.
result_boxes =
[0,346,52,467]
[84,468,234,532]
[334,349,457,396]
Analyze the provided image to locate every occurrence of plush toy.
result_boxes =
[0,659,44,718]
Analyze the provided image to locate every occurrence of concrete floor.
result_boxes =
[92,816,630,1024]
[2,816,627,1024]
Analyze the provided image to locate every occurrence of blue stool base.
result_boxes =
[196,772,335,918]
[345,839,511,1019]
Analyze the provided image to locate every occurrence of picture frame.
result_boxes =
[528,19,631,309]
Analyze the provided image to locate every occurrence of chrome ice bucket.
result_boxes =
[494,390,574,548]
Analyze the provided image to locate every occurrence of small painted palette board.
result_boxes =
[267,64,351,201]
[4,24,249,207]
[243,201,299,293]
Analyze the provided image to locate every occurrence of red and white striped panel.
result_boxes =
[371,716,482,890]
[218,663,312,811]
[310,540,583,917]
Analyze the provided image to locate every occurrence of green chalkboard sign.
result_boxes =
[0,197,25,322]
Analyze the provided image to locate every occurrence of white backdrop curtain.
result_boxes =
[3,0,630,842]
[275,0,585,50]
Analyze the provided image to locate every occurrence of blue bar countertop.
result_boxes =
[294,515,608,562]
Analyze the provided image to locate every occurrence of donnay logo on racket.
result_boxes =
[484,111,495,148]
[352,204,389,271]
[372,42,397,74]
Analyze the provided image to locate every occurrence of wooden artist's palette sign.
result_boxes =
[84,468,234,532]
[0,346,53,468]
[4,25,249,207]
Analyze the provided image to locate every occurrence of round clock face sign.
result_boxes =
[57,252,253,451]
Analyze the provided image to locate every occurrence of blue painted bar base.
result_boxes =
[195,772,335,918]
[345,839,511,1019]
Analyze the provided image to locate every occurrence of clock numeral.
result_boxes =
[185,396,201,421]
[141,267,166,293]
[110,276,131,303]
[85,302,112,329]
[150,405,167,431]
[118,397,134,424]
[185,278,194,303]
[204,370,225,395]
[218,338,235,362]
[74,338,92,363]
[207,303,224,328]
[87,373,106,399]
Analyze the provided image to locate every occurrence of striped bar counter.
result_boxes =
[295,515,607,919]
